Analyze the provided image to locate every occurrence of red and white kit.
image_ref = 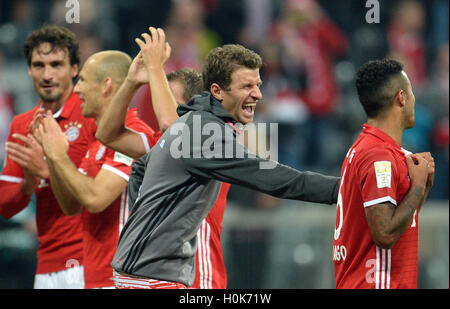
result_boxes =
[193,182,231,289]
[78,108,156,289]
[333,124,418,289]
[0,93,97,281]
[112,182,231,290]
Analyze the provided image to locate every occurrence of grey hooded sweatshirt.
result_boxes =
[111,91,340,286]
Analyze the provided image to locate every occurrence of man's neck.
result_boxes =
[367,116,403,146]
[94,100,108,125]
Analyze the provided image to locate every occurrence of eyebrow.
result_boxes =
[242,80,263,87]
[31,59,65,66]
[31,61,44,66]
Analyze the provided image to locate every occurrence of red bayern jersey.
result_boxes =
[0,92,97,274]
[333,124,418,289]
[78,108,156,289]
[193,182,231,289]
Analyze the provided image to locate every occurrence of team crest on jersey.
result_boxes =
[374,161,391,188]
[64,122,82,142]
[96,145,106,161]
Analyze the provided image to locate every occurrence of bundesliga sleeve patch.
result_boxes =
[113,152,133,166]
[373,161,391,188]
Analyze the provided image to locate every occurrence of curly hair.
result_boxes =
[167,68,203,103]
[202,44,262,91]
[355,59,405,118]
[24,25,80,67]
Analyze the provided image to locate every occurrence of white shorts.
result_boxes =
[34,265,85,289]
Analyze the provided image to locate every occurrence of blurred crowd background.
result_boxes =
[0,0,448,289]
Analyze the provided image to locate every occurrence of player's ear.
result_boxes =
[102,77,113,96]
[210,83,223,101]
[395,89,406,107]
[71,64,79,80]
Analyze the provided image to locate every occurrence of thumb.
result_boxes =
[405,155,415,168]
[165,42,172,58]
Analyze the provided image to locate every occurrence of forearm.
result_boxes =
[20,173,39,195]
[183,127,339,204]
[147,66,178,132]
[366,184,425,248]
[50,156,95,214]
[417,187,430,213]
[185,156,339,204]
[46,159,82,216]
[0,182,33,219]
[389,185,423,235]
[96,79,140,145]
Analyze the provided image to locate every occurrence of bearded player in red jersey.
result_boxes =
[333,59,434,289]
[0,25,97,288]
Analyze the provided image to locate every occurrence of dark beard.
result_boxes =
[39,91,63,104]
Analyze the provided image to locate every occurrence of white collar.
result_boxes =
[52,104,64,118]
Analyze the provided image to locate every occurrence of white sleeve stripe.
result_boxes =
[401,147,412,156]
[364,196,397,208]
[139,132,151,153]
[102,164,129,182]
[0,175,24,183]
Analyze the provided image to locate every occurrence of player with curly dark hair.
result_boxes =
[333,59,435,289]
[1,25,96,288]
[356,59,405,118]
[24,25,80,70]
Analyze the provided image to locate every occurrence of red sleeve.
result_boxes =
[0,118,32,219]
[358,148,401,208]
[100,120,156,180]
[0,181,31,219]
[101,148,133,182]
[1,117,25,179]
[133,121,161,151]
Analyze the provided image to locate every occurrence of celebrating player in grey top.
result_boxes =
[111,32,340,287]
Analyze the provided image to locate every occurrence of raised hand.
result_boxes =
[405,154,430,191]
[415,152,435,192]
[135,27,172,71]
[126,52,149,86]
[36,111,69,161]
